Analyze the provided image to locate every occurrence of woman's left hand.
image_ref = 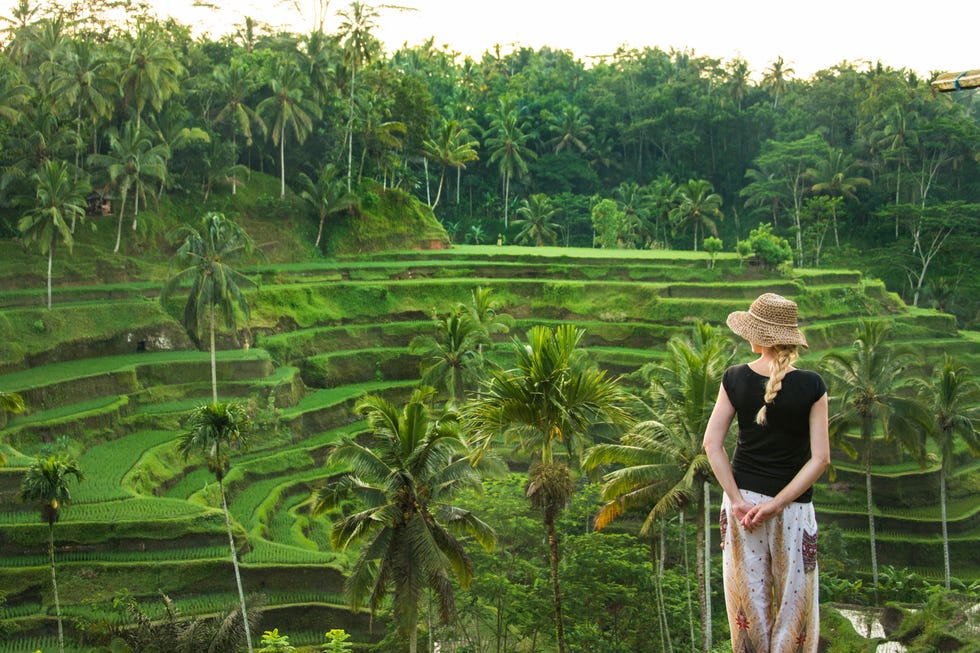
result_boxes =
[740,499,783,530]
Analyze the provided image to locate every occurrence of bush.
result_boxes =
[747,223,792,269]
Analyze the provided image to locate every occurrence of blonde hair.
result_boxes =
[755,344,799,425]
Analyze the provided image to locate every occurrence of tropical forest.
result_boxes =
[0,1,978,652]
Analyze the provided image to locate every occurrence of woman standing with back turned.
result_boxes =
[703,293,830,653]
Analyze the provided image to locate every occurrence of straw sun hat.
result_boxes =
[726,293,808,348]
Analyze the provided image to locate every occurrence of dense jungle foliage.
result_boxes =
[0,0,977,324]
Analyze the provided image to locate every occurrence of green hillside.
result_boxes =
[1,228,977,651]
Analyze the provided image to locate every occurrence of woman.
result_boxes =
[703,293,830,653]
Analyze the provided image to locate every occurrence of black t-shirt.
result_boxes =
[722,363,827,503]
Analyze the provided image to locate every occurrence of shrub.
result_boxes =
[747,223,792,269]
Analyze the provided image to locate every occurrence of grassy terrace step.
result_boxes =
[0,349,275,397]
[0,299,192,373]
[278,379,417,435]
[2,394,132,447]
[0,280,160,309]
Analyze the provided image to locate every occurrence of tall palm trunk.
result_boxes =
[209,306,218,403]
[680,510,695,647]
[863,422,880,603]
[114,187,128,253]
[46,247,54,310]
[48,523,65,653]
[699,481,712,652]
[279,135,286,199]
[219,478,253,653]
[545,515,566,653]
[940,460,950,590]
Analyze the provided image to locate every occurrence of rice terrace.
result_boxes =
[0,4,979,652]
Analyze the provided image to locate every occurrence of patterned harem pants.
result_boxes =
[719,490,819,653]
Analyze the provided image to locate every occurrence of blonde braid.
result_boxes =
[755,344,799,425]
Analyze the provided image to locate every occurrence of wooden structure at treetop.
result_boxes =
[931,69,980,92]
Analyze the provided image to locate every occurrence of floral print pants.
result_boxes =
[719,490,819,653]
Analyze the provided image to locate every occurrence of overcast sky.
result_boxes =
[5,0,978,79]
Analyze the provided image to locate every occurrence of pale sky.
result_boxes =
[8,0,980,79]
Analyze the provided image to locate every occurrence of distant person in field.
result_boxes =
[703,293,830,653]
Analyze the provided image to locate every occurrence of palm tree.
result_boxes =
[296,162,360,250]
[0,392,25,466]
[464,325,633,653]
[761,56,794,108]
[115,22,183,130]
[485,97,536,229]
[337,1,381,189]
[913,355,979,589]
[41,38,115,175]
[806,145,870,246]
[256,60,320,199]
[584,321,732,652]
[820,319,928,599]
[19,454,83,653]
[88,121,169,251]
[312,388,496,653]
[547,104,592,154]
[670,179,723,251]
[513,193,561,246]
[160,213,256,403]
[17,159,89,309]
[422,117,479,210]
[409,311,490,407]
[211,60,267,195]
[176,401,255,653]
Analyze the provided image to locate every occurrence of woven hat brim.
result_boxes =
[726,310,808,348]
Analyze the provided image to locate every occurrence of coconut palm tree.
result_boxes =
[41,38,116,175]
[296,162,360,249]
[88,121,169,251]
[485,97,536,229]
[584,321,732,652]
[211,60,267,195]
[115,21,183,130]
[670,179,723,251]
[18,159,89,309]
[806,145,870,246]
[337,1,381,189]
[176,401,255,653]
[513,193,561,247]
[160,213,256,403]
[409,311,490,407]
[257,60,320,199]
[912,355,979,589]
[546,104,592,154]
[312,388,496,653]
[820,319,928,600]
[464,325,633,653]
[422,117,479,210]
[19,454,83,653]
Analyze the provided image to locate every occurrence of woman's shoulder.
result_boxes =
[788,367,827,394]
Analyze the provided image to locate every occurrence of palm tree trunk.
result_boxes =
[220,480,254,653]
[49,524,65,653]
[114,190,126,253]
[865,446,880,604]
[46,247,53,310]
[701,481,712,652]
[279,136,286,199]
[680,510,695,647]
[941,461,950,590]
[546,516,566,653]
[210,307,218,404]
[503,173,510,229]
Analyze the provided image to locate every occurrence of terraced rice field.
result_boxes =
[0,247,976,650]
